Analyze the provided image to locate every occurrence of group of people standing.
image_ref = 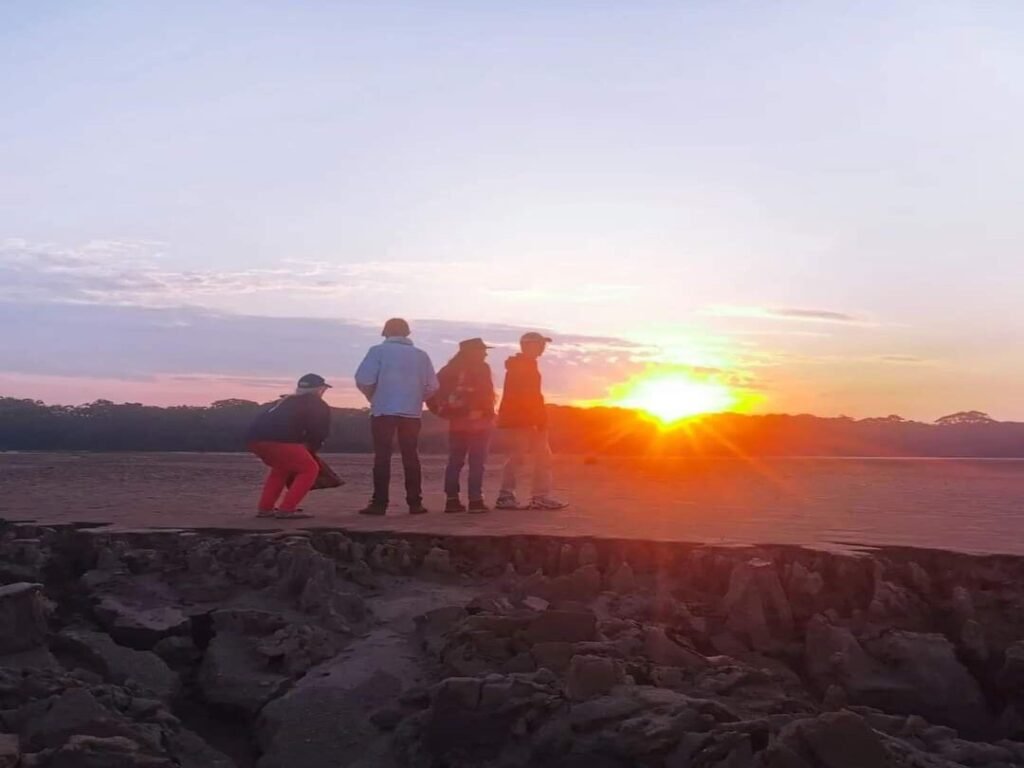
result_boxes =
[245,318,567,519]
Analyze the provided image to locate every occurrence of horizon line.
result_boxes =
[0,394,1009,427]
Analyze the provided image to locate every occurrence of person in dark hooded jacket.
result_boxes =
[433,338,496,513]
[495,332,568,510]
[246,373,332,519]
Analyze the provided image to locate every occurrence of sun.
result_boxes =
[605,370,740,425]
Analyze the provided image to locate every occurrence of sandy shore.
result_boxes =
[2,452,1023,554]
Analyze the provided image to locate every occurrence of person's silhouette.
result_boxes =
[354,318,439,515]
[495,332,568,510]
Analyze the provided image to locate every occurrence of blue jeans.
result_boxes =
[445,428,491,500]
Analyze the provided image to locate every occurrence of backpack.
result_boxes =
[285,452,344,490]
[428,370,471,420]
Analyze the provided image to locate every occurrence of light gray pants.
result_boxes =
[500,427,552,498]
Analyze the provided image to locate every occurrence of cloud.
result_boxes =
[0,239,371,306]
[487,283,641,304]
[0,238,765,406]
[0,240,485,305]
[727,328,835,339]
[0,300,664,406]
[879,354,927,364]
[708,305,866,325]
[768,308,861,323]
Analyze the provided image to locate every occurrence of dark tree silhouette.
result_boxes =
[1,397,1023,457]
[935,411,996,426]
[863,415,906,424]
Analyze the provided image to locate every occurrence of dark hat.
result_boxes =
[520,331,553,345]
[297,373,332,390]
[382,318,411,337]
[459,337,492,352]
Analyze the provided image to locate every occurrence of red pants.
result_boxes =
[248,441,318,512]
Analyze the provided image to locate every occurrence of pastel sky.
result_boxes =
[2,2,1023,419]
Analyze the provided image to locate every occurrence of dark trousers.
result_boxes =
[444,428,491,500]
[371,416,422,506]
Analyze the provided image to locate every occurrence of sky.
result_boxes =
[2,1,1023,420]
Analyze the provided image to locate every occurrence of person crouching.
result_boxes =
[246,373,332,519]
[433,338,496,513]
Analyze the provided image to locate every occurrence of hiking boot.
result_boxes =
[444,497,467,514]
[358,502,387,516]
[529,496,568,510]
[468,498,490,514]
[495,492,522,510]
[408,502,429,515]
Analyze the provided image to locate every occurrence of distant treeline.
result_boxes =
[1,398,1023,457]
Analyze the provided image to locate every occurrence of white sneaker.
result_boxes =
[274,509,314,520]
[495,493,522,510]
[529,496,568,510]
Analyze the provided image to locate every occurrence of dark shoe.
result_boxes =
[408,503,429,515]
[358,502,387,516]
[444,497,467,514]
[468,499,490,514]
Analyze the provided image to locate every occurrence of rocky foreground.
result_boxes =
[2,522,1024,767]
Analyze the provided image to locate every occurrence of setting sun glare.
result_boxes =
[603,370,746,425]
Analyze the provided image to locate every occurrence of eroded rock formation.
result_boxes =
[2,521,1024,767]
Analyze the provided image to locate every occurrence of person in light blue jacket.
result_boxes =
[354,318,439,515]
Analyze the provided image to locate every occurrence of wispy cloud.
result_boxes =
[0,239,371,306]
[0,239,768,407]
[0,300,674,406]
[707,305,867,325]
[879,354,928,364]
[487,283,641,304]
[0,239,523,308]
[777,352,935,368]
[767,308,861,323]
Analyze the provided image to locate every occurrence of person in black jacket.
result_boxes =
[433,338,496,513]
[246,373,332,519]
